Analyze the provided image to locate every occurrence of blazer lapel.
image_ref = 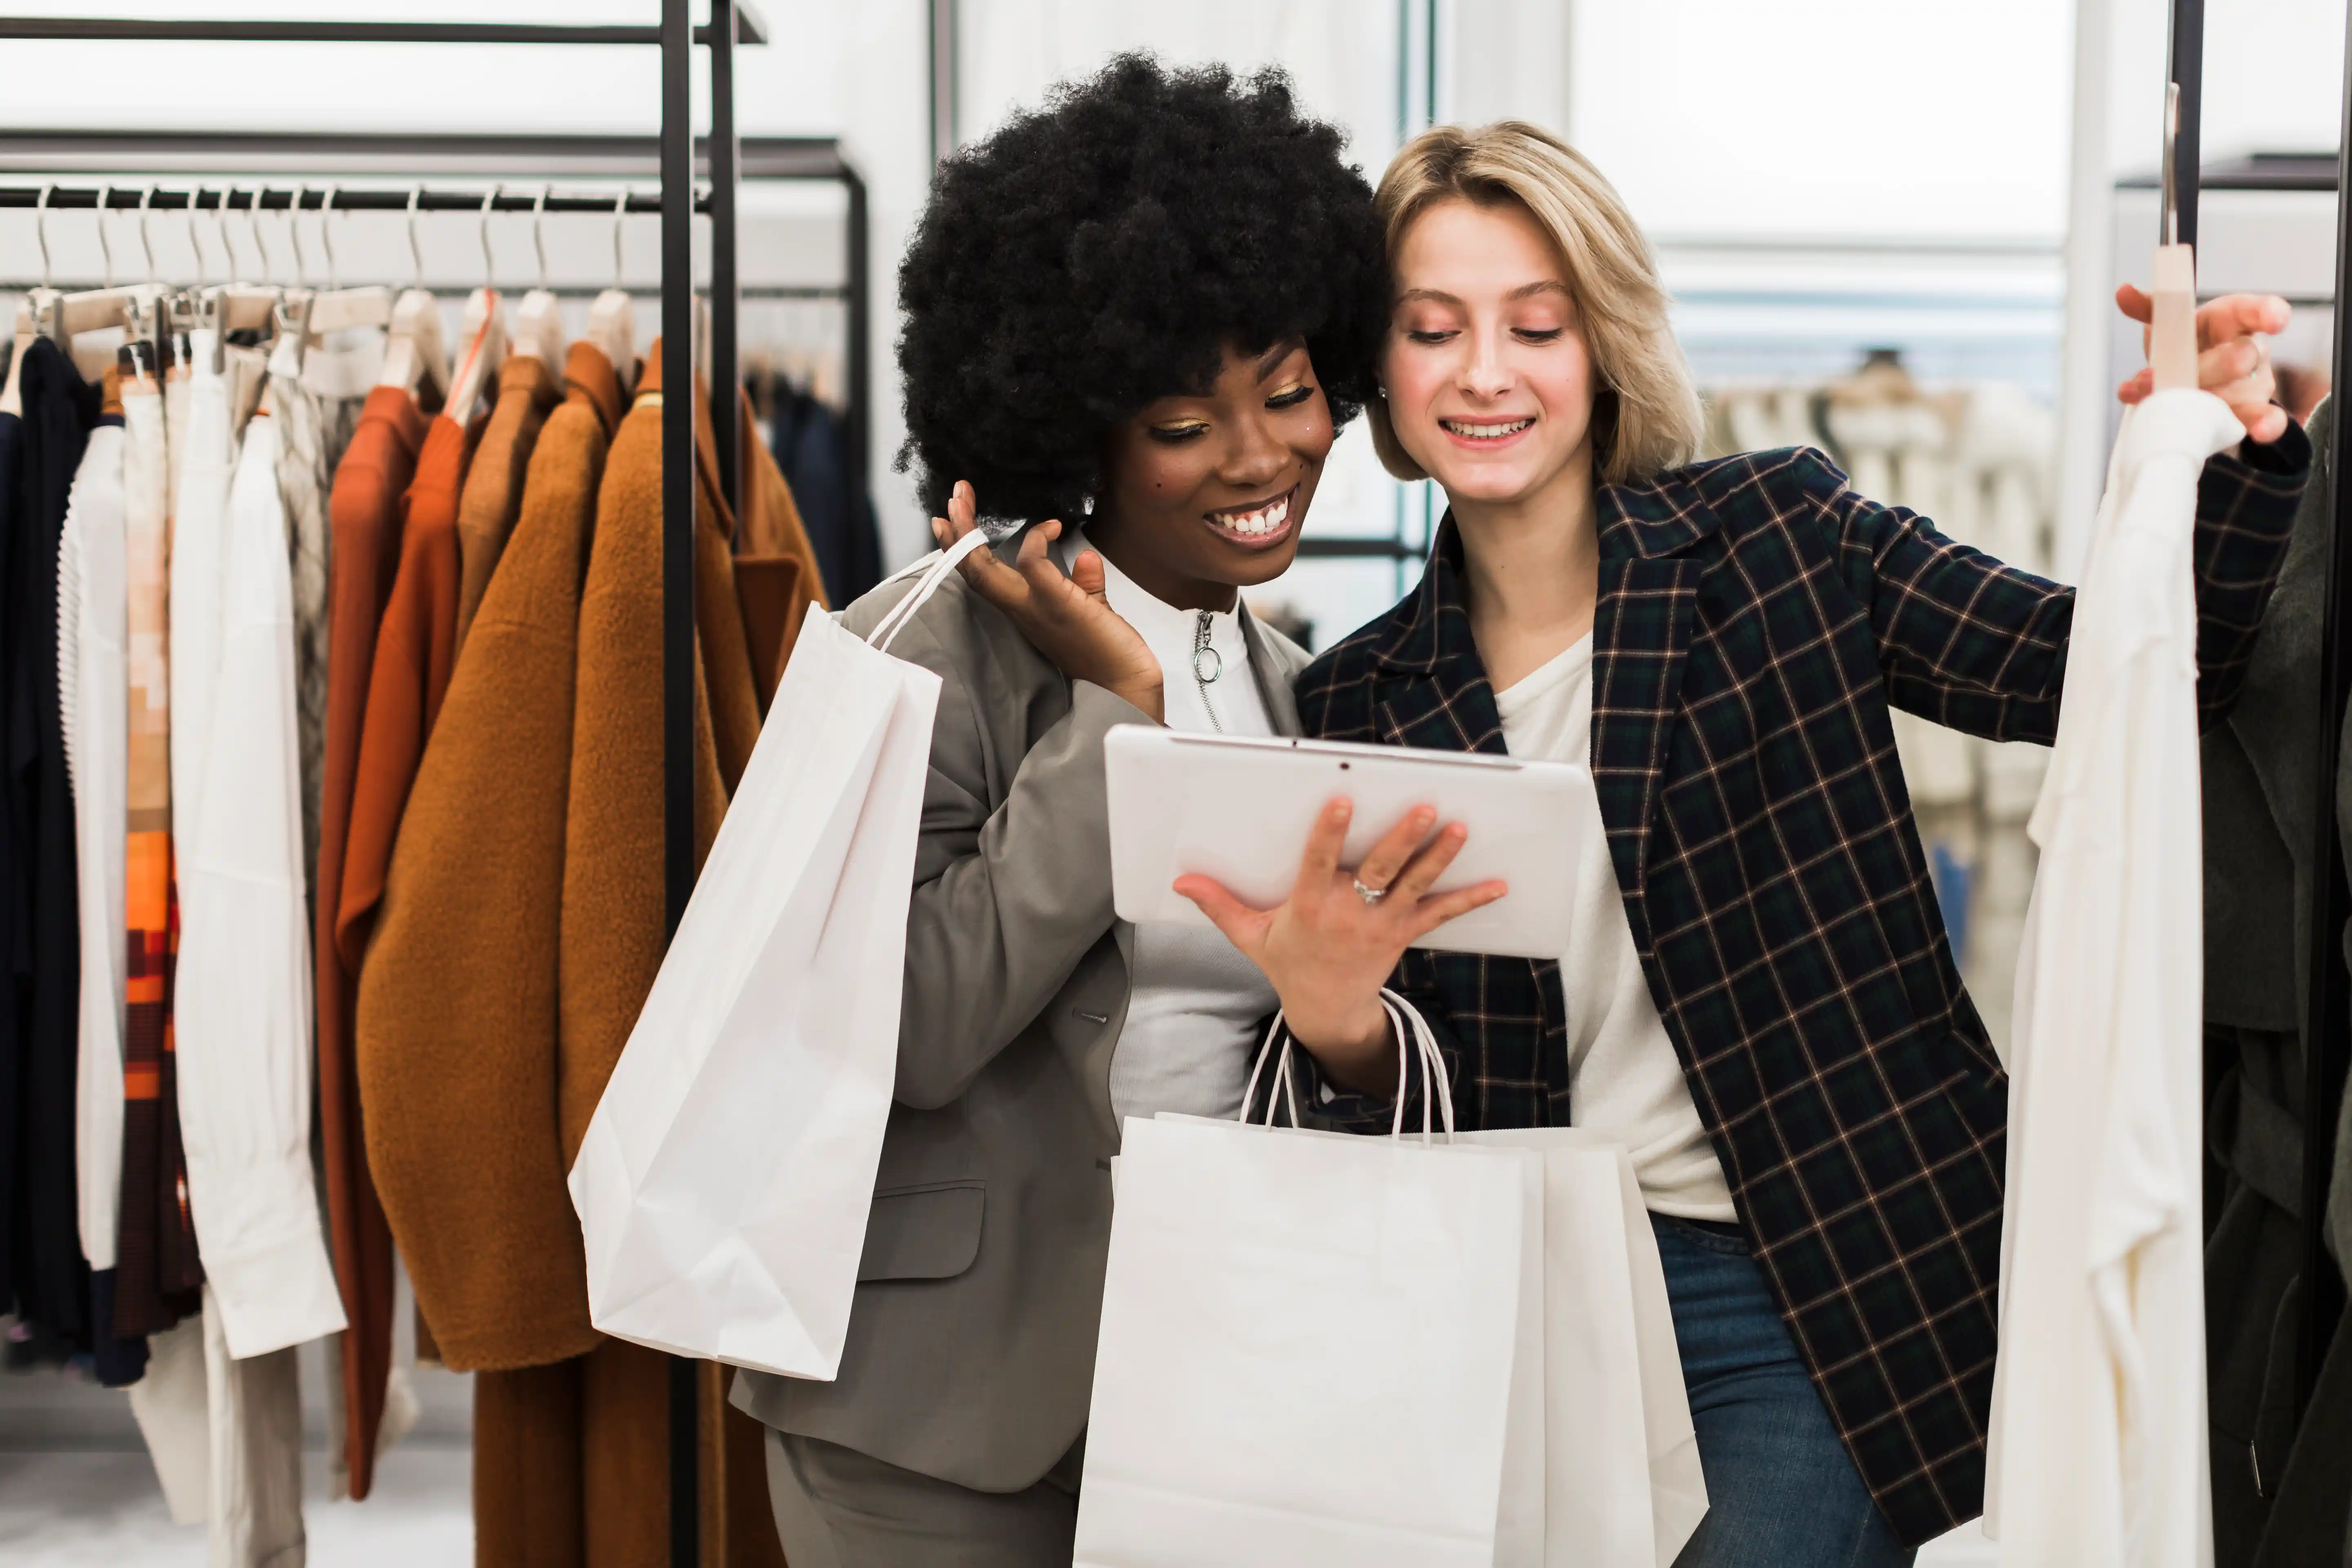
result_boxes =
[1376,660,1509,757]
[1591,557,1702,904]
[1239,604,1305,737]
[1367,523,1510,757]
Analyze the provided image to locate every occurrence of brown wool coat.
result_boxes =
[336,411,481,978]
[730,394,829,708]
[548,344,778,1568]
[312,383,428,1501]
[560,345,759,1158]
[454,353,563,660]
[361,341,783,1568]
[356,343,621,1371]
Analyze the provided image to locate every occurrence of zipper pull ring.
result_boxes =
[1192,610,1223,685]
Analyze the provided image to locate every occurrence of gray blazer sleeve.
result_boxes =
[875,605,1153,1110]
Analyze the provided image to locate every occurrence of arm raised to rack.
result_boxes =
[1813,399,2307,746]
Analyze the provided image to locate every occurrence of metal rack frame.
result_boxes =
[0,14,795,1565]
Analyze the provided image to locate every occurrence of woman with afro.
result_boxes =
[727,54,1428,1565]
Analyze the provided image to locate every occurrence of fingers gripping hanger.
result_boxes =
[2149,82,2199,392]
[443,183,508,426]
[308,185,392,335]
[588,188,638,392]
[512,184,569,364]
[379,184,450,402]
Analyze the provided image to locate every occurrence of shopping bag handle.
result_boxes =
[866,529,992,655]
[1237,990,1456,1145]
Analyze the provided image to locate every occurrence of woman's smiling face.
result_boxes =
[1085,336,1335,610]
[1380,196,1600,510]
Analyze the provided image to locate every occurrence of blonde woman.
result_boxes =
[1162,125,2306,1563]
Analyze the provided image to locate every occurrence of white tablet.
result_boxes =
[1104,726,1590,960]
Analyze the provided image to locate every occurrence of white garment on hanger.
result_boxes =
[127,1297,309,1568]
[172,405,346,1359]
[58,421,129,1268]
[1984,389,2245,1568]
[169,332,235,818]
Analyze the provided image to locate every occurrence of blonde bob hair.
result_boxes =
[1365,121,1703,487]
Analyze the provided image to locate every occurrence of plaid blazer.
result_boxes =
[1290,429,2310,1546]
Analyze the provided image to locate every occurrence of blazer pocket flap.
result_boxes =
[858,1181,984,1282]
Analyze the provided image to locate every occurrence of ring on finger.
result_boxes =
[1352,875,1389,906]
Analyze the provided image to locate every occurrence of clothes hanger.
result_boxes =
[2149,82,2198,393]
[379,185,450,401]
[510,185,568,364]
[125,183,176,347]
[58,183,143,344]
[0,184,56,414]
[305,184,392,335]
[441,184,508,426]
[267,183,315,384]
[586,189,637,392]
[209,186,280,336]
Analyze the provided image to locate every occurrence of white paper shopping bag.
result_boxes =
[1078,1002,1545,1568]
[1461,1131,1708,1567]
[568,535,987,1379]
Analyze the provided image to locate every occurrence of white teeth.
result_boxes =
[1215,492,1292,536]
[1443,418,1534,439]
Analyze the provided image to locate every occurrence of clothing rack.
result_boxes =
[0,131,873,501]
[0,14,781,1567]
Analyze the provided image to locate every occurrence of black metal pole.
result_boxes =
[845,166,871,569]
[660,3,701,1565]
[2297,0,2352,1429]
[711,2,741,514]
[2167,0,2205,249]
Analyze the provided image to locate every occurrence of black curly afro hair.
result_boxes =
[896,53,1389,527]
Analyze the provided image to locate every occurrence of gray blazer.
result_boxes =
[731,559,1311,1492]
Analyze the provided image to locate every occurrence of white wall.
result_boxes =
[1569,0,2076,244]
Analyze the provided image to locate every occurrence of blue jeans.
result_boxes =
[1653,1214,1916,1568]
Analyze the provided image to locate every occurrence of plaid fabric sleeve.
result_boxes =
[1800,447,2079,746]
[1804,419,2307,745]
[2190,419,2312,730]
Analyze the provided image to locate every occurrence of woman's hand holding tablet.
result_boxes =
[1107,727,1589,1099]
[1174,797,1506,1098]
